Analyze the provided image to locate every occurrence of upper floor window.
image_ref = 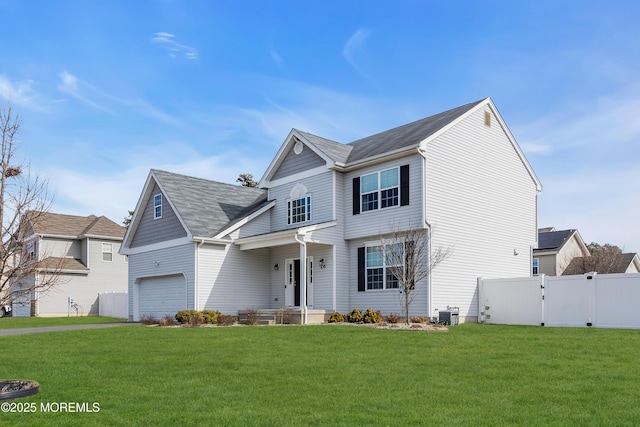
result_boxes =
[102,243,113,262]
[288,196,311,224]
[154,194,162,219]
[361,168,399,212]
[26,240,36,262]
[287,184,311,225]
[532,258,539,276]
[353,164,409,216]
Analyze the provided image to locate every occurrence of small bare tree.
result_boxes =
[0,101,62,312]
[382,225,452,324]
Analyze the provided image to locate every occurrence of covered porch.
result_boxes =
[234,221,341,324]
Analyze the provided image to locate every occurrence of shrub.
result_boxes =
[244,309,260,326]
[328,312,345,323]
[217,314,238,326]
[201,310,221,325]
[158,315,177,327]
[386,313,400,324]
[188,312,205,326]
[175,310,200,324]
[363,308,383,324]
[411,316,429,324]
[347,308,363,323]
[139,314,158,325]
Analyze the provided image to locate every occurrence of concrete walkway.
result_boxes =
[0,322,138,337]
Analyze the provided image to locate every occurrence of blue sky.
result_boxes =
[1,0,639,252]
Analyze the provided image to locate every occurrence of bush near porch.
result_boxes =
[3,325,640,426]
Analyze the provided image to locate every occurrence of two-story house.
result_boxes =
[12,212,128,317]
[121,97,542,323]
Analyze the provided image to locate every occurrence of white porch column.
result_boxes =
[294,232,308,324]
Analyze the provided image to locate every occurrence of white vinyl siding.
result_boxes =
[129,243,195,321]
[270,171,333,232]
[197,234,271,314]
[426,107,538,319]
[344,155,422,240]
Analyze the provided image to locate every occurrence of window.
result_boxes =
[532,258,539,276]
[361,167,399,212]
[365,243,401,290]
[102,243,113,262]
[154,194,162,219]
[288,195,311,224]
[26,240,36,262]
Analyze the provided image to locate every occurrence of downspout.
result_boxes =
[195,238,205,311]
[417,147,434,319]
[294,232,308,325]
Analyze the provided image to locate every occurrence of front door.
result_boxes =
[293,259,301,307]
[285,258,312,307]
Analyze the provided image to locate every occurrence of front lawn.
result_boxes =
[0,316,126,329]
[2,324,639,426]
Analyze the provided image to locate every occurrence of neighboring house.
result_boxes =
[121,97,542,323]
[533,228,590,276]
[562,252,640,275]
[11,212,128,317]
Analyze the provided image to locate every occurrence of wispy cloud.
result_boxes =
[152,32,198,60]
[0,75,50,112]
[342,28,372,78]
[268,43,284,67]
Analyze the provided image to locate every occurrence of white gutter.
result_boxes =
[417,146,434,319]
[294,232,308,325]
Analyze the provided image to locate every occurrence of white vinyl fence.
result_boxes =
[478,273,640,329]
[99,292,128,319]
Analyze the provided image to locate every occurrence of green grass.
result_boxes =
[0,316,126,329]
[3,324,640,426]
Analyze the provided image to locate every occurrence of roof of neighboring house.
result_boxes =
[39,257,89,273]
[151,169,268,238]
[536,229,578,251]
[623,252,640,268]
[563,252,638,275]
[29,212,125,239]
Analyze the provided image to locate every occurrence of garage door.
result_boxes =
[138,275,187,319]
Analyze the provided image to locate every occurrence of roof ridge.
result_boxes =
[153,169,266,193]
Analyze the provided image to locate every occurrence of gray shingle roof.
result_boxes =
[152,169,268,238]
[536,229,576,251]
[622,252,638,266]
[345,100,484,163]
[295,99,484,165]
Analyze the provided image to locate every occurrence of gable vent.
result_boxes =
[484,111,491,127]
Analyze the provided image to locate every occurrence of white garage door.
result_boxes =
[138,275,187,319]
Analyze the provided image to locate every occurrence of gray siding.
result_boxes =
[269,170,334,232]
[272,144,325,180]
[343,155,423,240]
[131,182,187,248]
[236,209,272,239]
[41,238,78,259]
[197,234,271,314]
[128,243,195,320]
[36,239,128,317]
[426,107,538,319]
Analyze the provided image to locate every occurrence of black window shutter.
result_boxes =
[352,177,361,215]
[400,165,410,206]
[357,247,366,292]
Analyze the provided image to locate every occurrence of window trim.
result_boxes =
[287,195,312,225]
[153,194,162,219]
[532,257,539,276]
[360,167,400,213]
[102,242,113,262]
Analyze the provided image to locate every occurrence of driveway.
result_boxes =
[0,322,138,337]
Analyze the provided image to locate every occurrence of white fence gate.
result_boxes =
[478,273,640,329]
[99,292,128,319]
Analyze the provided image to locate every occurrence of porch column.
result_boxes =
[295,232,308,324]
